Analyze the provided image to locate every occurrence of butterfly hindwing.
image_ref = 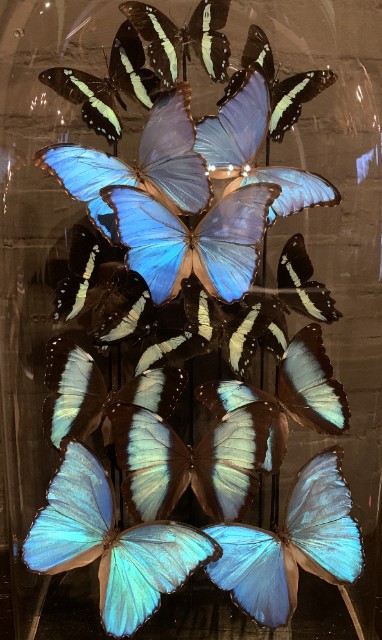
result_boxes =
[277,233,342,322]
[278,323,350,435]
[188,0,231,83]
[23,441,113,574]
[99,522,220,637]
[204,524,298,629]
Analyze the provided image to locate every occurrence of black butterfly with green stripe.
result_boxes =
[39,20,160,143]
[119,0,231,87]
[182,275,289,376]
[277,234,342,323]
[43,334,187,449]
[218,24,337,142]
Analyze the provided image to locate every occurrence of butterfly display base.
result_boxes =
[32,565,360,640]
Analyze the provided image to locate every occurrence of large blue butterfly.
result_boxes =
[34,83,212,238]
[101,182,280,304]
[204,447,363,629]
[194,66,341,226]
[196,323,350,438]
[23,441,220,638]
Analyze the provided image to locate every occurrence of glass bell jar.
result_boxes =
[0,1,381,639]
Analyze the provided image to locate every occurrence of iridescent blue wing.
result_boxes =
[99,522,220,638]
[188,0,231,83]
[193,403,276,519]
[286,447,363,584]
[23,441,114,574]
[139,84,212,215]
[195,67,270,177]
[204,524,298,629]
[34,144,137,239]
[195,380,288,475]
[270,70,337,142]
[278,323,350,435]
[110,405,190,521]
[113,366,188,420]
[43,337,107,448]
[101,186,191,304]
[238,167,341,227]
[277,233,342,322]
[193,184,280,302]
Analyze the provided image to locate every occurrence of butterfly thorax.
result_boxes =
[275,527,291,546]
[240,162,255,179]
[133,163,145,182]
[187,444,195,469]
[103,529,118,550]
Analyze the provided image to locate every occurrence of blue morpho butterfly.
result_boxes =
[91,271,215,376]
[277,233,342,324]
[53,224,126,323]
[39,20,160,143]
[219,24,338,142]
[23,440,220,638]
[196,323,350,440]
[100,182,281,305]
[204,447,363,629]
[119,0,231,87]
[194,65,341,226]
[182,274,288,378]
[108,400,277,522]
[43,335,187,448]
[34,83,212,240]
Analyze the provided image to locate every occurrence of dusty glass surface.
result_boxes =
[0,1,381,639]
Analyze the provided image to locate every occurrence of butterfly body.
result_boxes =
[204,447,363,630]
[120,1,231,86]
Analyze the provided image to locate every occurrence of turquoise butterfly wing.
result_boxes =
[203,448,363,629]
[23,441,113,574]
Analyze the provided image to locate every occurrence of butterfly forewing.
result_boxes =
[285,447,363,585]
[99,521,220,637]
[188,0,231,83]
[43,337,108,448]
[192,402,276,520]
[277,233,342,323]
[241,24,275,82]
[278,324,350,435]
[110,405,191,521]
[23,441,114,574]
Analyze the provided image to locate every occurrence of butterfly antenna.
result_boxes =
[275,62,281,82]
[102,45,109,73]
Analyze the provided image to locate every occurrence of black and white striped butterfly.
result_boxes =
[43,334,187,448]
[119,0,231,86]
[218,24,337,142]
[53,224,125,323]
[182,275,288,377]
[39,20,160,143]
[277,234,342,323]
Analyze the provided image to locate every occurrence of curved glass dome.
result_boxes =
[0,1,381,638]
